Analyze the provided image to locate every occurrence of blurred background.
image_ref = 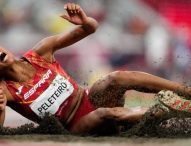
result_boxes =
[1,0,191,126]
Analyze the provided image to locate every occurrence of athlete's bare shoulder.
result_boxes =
[0,81,14,102]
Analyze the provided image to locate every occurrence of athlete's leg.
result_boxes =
[89,71,191,108]
[83,71,191,134]
[114,71,191,95]
[71,107,148,134]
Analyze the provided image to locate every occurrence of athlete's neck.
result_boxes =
[2,59,35,82]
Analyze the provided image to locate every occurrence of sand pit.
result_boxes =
[1,137,191,146]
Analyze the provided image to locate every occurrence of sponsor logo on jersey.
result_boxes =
[24,69,52,100]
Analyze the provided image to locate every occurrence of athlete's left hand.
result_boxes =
[60,3,89,25]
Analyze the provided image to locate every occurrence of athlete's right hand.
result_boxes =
[0,88,7,111]
[60,3,98,33]
[60,3,89,25]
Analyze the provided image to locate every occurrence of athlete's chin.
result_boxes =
[7,55,15,64]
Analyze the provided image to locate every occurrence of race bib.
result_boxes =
[30,74,74,117]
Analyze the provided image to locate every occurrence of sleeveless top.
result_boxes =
[6,50,83,124]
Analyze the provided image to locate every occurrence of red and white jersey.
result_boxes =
[6,50,80,122]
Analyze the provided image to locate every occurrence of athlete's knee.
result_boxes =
[94,107,121,120]
[108,71,137,86]
[94,108,109,119]
[95,107,122,120]
[108,71,125,85]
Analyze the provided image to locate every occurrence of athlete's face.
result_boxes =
[0,47,15,69]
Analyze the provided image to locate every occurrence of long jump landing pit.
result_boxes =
[2,91,191,146]
[1,138,191,146]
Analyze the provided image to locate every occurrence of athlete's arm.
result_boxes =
[33,3,98,62]
[0,88,7,126]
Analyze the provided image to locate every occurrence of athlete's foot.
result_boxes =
[155,90,191,117]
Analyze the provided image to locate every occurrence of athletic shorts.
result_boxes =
[67,90,95,130]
